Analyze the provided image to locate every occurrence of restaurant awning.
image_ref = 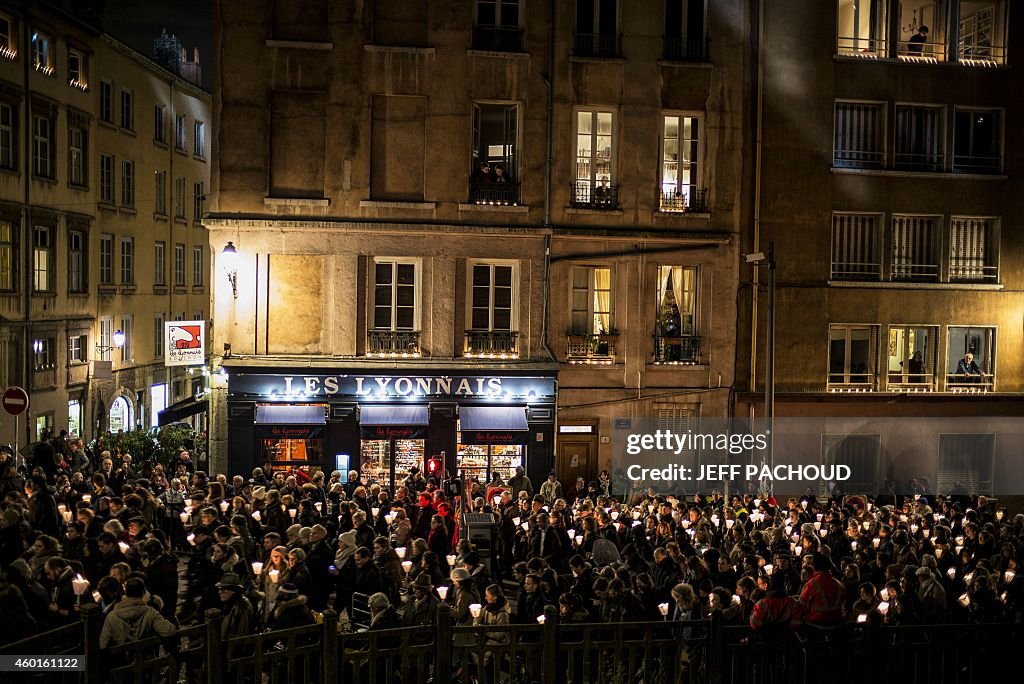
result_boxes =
[359,405,429,426]
[459,406,528,431]
[157,397,209,426]
[255,404,327,425]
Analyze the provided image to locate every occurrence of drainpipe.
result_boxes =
[539,0,556,363]
[21,1,32,448]
[749,0,765,397]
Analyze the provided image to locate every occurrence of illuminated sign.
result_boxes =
[228,373,556,400]
[165,321,205,367]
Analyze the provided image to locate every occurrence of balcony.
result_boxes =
[952,154,1001,175]
[830,259,882,281]
[893,151,944,173]
[573,33,622,58]
[896,40,947,63]
[886,372,936,393]
[659,187,708,213]
[566,333,617,365]
[470,181,521,206]
[949,261,998,283]
[662,35,707,61]
[891,259,939,282]
[570,182,619,210]
[946,373,994,394]
[836,35,888,59]
[472,26,524,53]
[367,330,420,358]
[652,334,701,364]
[464,330,518,359]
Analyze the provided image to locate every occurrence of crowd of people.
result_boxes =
[1,434,1022,670]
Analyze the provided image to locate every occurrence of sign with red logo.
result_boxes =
[2,386,29,416]
[165,321,205,367]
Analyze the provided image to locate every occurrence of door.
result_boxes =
[557,439,595,493]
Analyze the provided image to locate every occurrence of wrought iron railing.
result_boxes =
[653,334,701,364]
[949,262,998,282]
[897,40,948,62]
[465,330,519,357]
[662,35,708,61]
[836,35,888,57]
[472,25,525,52]
[659,187,708,213]
[567,333,617,364]
[891,260,939,281]
[830,260,882,281]
[570,182,619,210]
[953,154,1002,174]
[368,329,421,356]
[893,151,945,172]
[573,32,622,58]
[470,181,521,206]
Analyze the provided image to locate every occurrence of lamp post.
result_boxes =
[221,242,238,299]
[746,242,776,495]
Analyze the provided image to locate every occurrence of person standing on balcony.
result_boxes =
[955,353,986,383]
[908,26,929,53]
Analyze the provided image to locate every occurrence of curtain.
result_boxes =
[594,268,611,334]
[671,267,695,334]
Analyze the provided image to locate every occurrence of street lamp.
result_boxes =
[95,330,126,354]
[746,242,776,494]
[222,242,238,299]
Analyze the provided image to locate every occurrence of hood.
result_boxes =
[111,597,153,622]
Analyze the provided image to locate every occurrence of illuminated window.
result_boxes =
[887,326,935,386]
[835,0,887,56]
[31,30,53,74]
[659,113,702,211]
[373,259,419,331]
[571,266,613,335]
[572,108,616,208]
[828,325,877,387]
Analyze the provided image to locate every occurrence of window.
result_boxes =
[831,213,881,280]
[120,159,134,207]
[154,313,164,358]
[0,101,15,170]
[32,226,50,292]
[833,101,884,168]
[664,0,706,60]
[660,113,703,211]
[99,81,112,123]
[891,215,939,281]
[68,124,87,186]
[192,246,203,286]
[193,121,204,157]
[946,326,994,388]
[68,333,86,364]
[68,50,87,89]
[193,182,204,220]
[887,326,935,386]
[0,16,13,59]
[99,234,112,285]
[894,105,943,171]
[31,31,53,74]
[0,221,15,291]
[471,103,519,204]
[154,170,166,214]
[655,266,698,363]
[174,243,185,286]
[571,266,613,335]
[98,317,112,361]
[174,176,185,218]
[573,109,616,208]
[953,109,1001,173]
[68,230,86,293]
[120,315,133,362]
[120,237,134,284]
[99,154,114,202]
[938,434,994,495]
[474,0,523,52]
[120,89,134,130]
[175,115,185,150]
[470,262,515,332]
[154,105,166,143]
[574,0,621,57]
[154,241,166,286]
[828,325,877,387]
[32,114,54,178]
[958,3,1007,65]
[835,0,888,56]
[821,434,880,494]
[949,217,998,282]
[373,260,418,331]
[32,338,52,369]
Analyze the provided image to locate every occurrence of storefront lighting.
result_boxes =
[222,242,238,299]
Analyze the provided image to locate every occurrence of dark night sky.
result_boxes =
[99,0,214,90]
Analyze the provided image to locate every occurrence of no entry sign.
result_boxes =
[2,386,29,416]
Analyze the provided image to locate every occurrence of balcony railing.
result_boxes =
[662,35,707,61]
[566,333,617,365]
[891,260,939,281]
[887,372,936,392]
[830,260,882,281]
[653,334,700,364]
[470,180,521,206]
[570,182,619,210]
[472,25,524,52]
[958,41,1007,66]
[897,41,948,62]
[893,151,944,172]
[659,187,708,213]
[946,372,995,393]
[368,329,420,357]
[833,148,884,169]
[953,154,1002,174]
[573,32,622,58]
[949,261,998,282]
[464,330,518,358]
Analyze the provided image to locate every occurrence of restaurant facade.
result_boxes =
[223,365,557,489]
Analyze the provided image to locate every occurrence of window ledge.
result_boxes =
[566,207,624,216]
[68,182,89,192]
[654,210,711,219]
[153,286,168,295]
[120,285,136,295]
[360,200,436,210]
[193,220,205,228]
[174,217,188,225]
[153,213,168,222]
[466,49,530,60]
[0,167,20,177]
[657,59,713,68]
[154,139,168,149]
[364,44,434,55]
[98,202,118,213]
[120,128,136,137]
[569,55,625,64]
[646,363,711,371]
[119,206,138,216]
[269,39,335,51]
[264,196,331,207]
[173,286,187,294]
[98,120,117,130]
[32,176,58,185]
[174,147,188,156]
[831,167,1007,181]
[458,203,530,213]
[192,286,206,294]
[98,285,116,295]
[193,155,206,162]
[67,292,89,298]
[828,280,1003,291]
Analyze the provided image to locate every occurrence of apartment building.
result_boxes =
[0,1,211,448]
[738,0,1024,497]
[208,0,746,487]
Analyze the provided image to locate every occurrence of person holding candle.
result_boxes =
[216,573,255,640]
[254,545,289,626]
[402,573,440,628]
[330,530,359,616]
[371,536,402,605]
[141,538,179,620]
[448,567,480,673]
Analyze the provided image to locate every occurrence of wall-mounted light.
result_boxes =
[96,330,125,354]
[222,242,238,299]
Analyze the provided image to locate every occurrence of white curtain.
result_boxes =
[594,269,611,333]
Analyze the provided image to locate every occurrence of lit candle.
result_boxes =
[955,536,965,546]
[58,504,66,514]
[574,535,583,545]
[872,538,880,548]
[493,495,501,506]
[857,614,868,623]
[537,615,546,624]
[82,494,92,503]
[252,510,262,522]
[763,564,773,575]
[681,520,690,529]
[922,529,930,538]
[910,524,918,534]
[371,507,380,518]
[877,601,889,616]
[1005,570,1016,583]
[964,572,974,584]
[754,499,761,507]
[567,529,575,539]
[816,513,823,522]
[611,511,619,521]
[184,498,192,509]
[521,522,529,532]
[711,515,719,526]
[269,569,279,583]
[288,508,297,519]
[947,567,956,579]
[851,541,858,550]
[648,505,656,514]
[395,546,407,559]
[814,522,821,531]
[861,522,870,531]
[801,500,808,510]
[314,502,322,512]
[437,586,448,600]
[512,517,521,527]
[446,554,457,567]
[726,519,735,529]
[402,561,413,574]
[958,593,970,608]
[996,511,1004,521]
[187,533,196,545]
[819,529,827,538]
[795,545,803,556]
[118,541,129,554]
[252,561,263,576]
[469,603,482,618]
[658,602,669,617]
[785,525,792,536]
[880,588,889,601]
[219,501,229,513]
[179,512,189,523]
[72,574,89,596]
[935,547,943,559]
[732,594,741,605]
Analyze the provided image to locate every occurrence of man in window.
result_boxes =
[907,26,928,53]
[955,352,985,383]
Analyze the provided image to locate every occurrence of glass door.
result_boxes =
[360,439,391,486]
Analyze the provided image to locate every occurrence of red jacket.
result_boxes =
[750,594,802,632]
[799,571,847,625]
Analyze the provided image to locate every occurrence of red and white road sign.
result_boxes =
[2,386,29,416]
